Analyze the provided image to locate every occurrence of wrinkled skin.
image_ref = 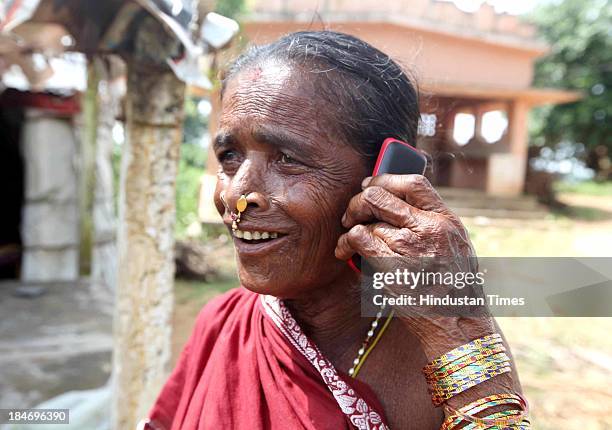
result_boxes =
[336,173,475,260]
[334,173,490,337]
[214,60,368,299]
[213,60,518,429]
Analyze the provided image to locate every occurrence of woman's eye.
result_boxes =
[217,150,242,175]
[218,150,237,162]
[280,153,297,164]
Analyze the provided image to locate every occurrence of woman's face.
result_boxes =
[214,60,369,298]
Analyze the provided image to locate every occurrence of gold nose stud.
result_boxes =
[236,194,248,213]
[231,194,249,231]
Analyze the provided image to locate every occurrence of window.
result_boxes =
[418,113,437,137]
[481,110,508,143]
[453,113,475,145]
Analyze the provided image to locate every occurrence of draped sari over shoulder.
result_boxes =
[142,288,390,430]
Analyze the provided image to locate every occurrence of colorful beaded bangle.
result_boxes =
[432,355,510,392]
[452,394,528,428]
[430,352,510,387]
[423,333,503,375]
[449,418,531,430]
[460,410,528,430]
[431,366,512,406]
[426,345,508,383]
[442,393,528,430]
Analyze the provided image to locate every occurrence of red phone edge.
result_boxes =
[372,137,426,176]
[347,137,426,274]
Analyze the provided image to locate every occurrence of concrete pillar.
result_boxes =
[20,111,79,281]
[111,61,185,429]
[486,99,529,196]
[473,106,483,140]
[91,56,123,296]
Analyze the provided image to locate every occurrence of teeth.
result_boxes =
[234,229,280,241]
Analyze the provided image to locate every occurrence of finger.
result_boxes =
[335,224,395,261]
[363,174,451,214]
[368,222,423,256]
[368,221,401,242]
[342,185,431,230]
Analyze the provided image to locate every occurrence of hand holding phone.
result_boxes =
[347,138,427,272]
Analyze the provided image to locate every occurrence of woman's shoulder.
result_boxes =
[190,286,257,338]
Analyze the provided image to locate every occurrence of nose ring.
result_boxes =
[221,192,250,232]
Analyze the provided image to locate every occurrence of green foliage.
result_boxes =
[528,0,611,170]
[175,145,206,237]
[183,97,208,147]
[175,96,209,237]
[215,0,246,19]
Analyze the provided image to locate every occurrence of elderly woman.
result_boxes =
[143,31,526,430]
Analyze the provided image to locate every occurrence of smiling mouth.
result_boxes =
[232,228,285,244]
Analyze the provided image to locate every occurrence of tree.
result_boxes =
[215,0,246,19]
[528,0,611,178]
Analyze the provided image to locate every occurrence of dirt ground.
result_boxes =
[492,193,612,430]
[172,191,612,430]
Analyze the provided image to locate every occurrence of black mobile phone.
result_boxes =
[347,138,427,272]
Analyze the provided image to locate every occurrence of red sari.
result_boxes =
[142,287,389,430]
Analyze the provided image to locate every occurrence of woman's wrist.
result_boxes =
[403,316,496,361]
[413,317,524,424]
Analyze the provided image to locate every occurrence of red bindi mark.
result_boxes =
[244,67,263,82]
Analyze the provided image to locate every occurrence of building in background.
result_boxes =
[205,0,579,198]
[0,88,84,282]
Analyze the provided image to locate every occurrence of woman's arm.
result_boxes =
[336,173,528,428]
[411,316,522,408]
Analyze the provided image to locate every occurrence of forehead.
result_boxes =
[220,60,326,137]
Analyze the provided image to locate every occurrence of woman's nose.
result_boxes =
[242,190,268,211]
[224,158,270,212]
[223,189,269,216]
[225,187,269,210]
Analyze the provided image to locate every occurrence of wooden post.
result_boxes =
[111,57,185,429]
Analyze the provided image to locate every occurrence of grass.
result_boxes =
[498,316,612,430]
[465,221,576,256]
[552,204,612,222]
[555,180,612,196]
[465,188,612,429]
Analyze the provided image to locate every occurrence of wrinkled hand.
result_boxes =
[335,173,475,262]
[335,174,493,354]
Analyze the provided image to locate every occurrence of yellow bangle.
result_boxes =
[426,346,508,383]
[423,333,503,375]
[443,393,529,429]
